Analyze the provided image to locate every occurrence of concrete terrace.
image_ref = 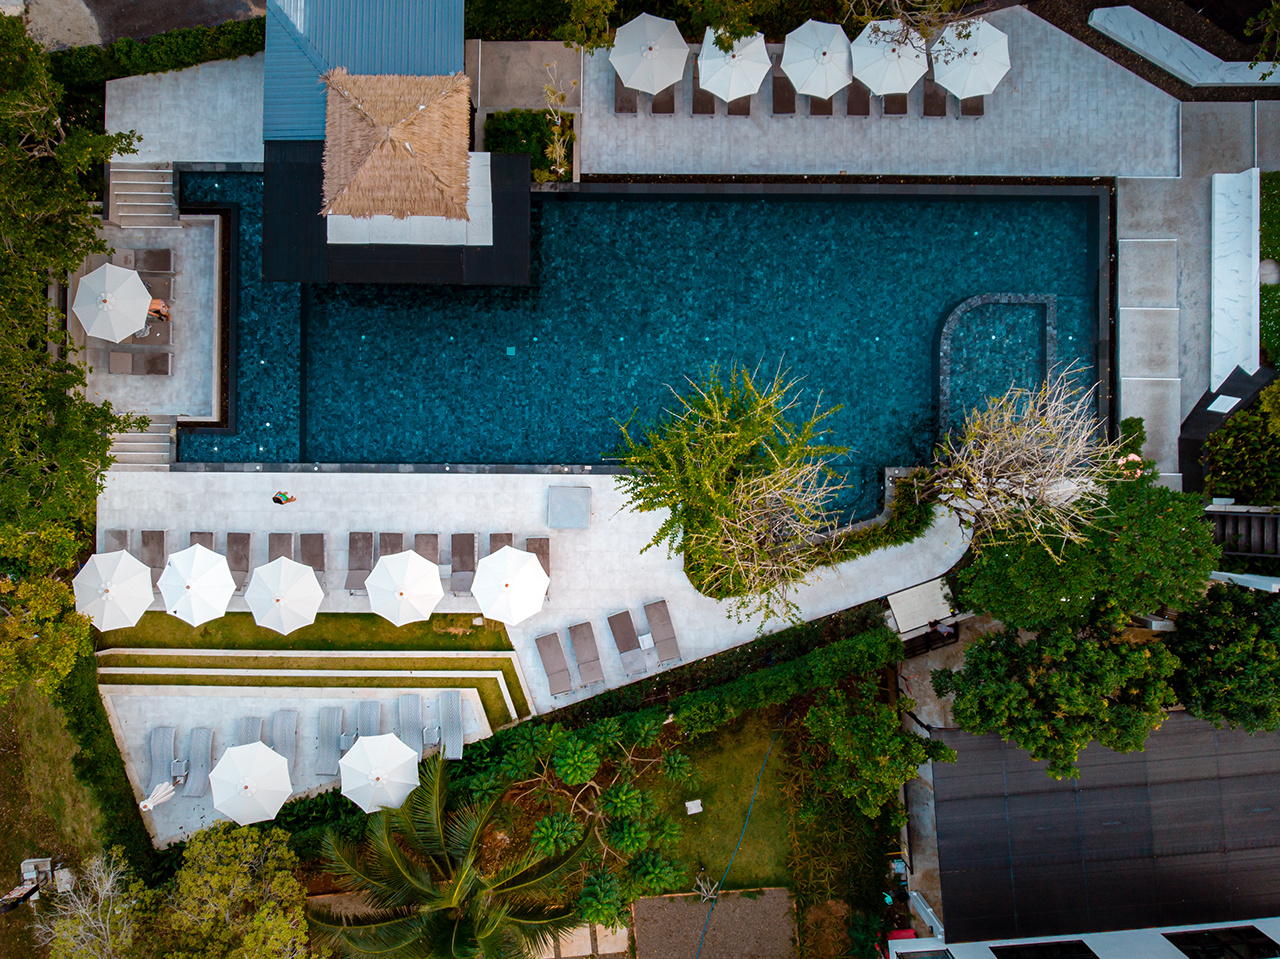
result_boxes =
[96,470,969,716]
[578,7,1180,178]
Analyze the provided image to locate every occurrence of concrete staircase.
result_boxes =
[109,415,175,471]
[107,162,180,229]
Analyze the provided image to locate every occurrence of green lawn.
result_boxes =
[652,712,790,890]
[103,611,513,653]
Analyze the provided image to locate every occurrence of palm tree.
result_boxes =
[308,754,585,959]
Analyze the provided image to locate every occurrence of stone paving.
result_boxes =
[578,7,1179,178]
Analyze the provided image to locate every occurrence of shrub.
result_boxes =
[625,850,684,896]
[483,109,573,180]
[1262,171,1280,359]
[598,781,645,818]
[577,869,625,927]
[531,812,585,857]
[605,817,651,855]
[1203,407,1280,505]
[553,736,601,785]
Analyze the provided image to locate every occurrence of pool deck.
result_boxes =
[96,470,969,717]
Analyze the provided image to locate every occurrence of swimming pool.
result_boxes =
[177,174,1105,519]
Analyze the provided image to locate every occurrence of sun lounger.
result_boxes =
[488,534,512,554]
[140,530,165,586]
[268,532,293,562]
[108,352,131,374]
[131,352,172,376]
[140,274,171,300]
[451,533,476,595]
[439,690,464,760]
[728,95,750,116]
[414,534,439,563]
[171,756,188,783]
[772,55,795,115]
[227,532,251,591]
[882,93,908,116]
[398,694,424,755]
[614,74,637,114]
[652,84,675,114]
[134,248,173,273]
[272,709,298,769]
[379,532,403,558]
[128,321,170,346]
[182,727,213,797]
[346,532,373,592]
[317,706,343,776]
[104,529,129,552]
[692,59,716,115]
[569,622,605,687]
[299,532,325,572]
[809,95,833,116]
[607,611,647,677]
[923,74,947,117]
[525,536,550,578]
[358,700,381,738]
[236,716,264,746]
[149,726,175,792]
[644,600,682,666]
[189,531,214,550]
[535,633,572,696]
[960,95,984,117]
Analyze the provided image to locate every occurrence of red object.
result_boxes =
[888,929,918,939]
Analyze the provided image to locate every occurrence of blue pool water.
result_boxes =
[178,174,1098,519]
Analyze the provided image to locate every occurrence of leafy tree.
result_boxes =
[530,811,584,857]
[1168,583,1280,732]
[932,624,1179,778]
[153,821,312,959]
[624,850,683,896]
[553,0,616,50]
[597,781,645,818]
[804,679,955,822]
[1202,407,1280,506]
[605,817,651,855]
[310,754,585,958]
[659,751,695,783]
[576,869,625,928]
[33,849,141,959]
[1248,2,1280,81]
[553,735,601,785]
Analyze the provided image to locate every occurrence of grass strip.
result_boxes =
[103,611,512,653]
[100,672,516,727]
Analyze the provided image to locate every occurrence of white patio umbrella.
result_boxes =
[849,19,928,95]
[781,19,852,100]
[210,742,292,825]
[245,557,324,635]
[71,263,151,342]
[73,550,153,631]
[931,18,1010,99]
[697,28,771,103]
[158,543,236,627]
[340,733,420,813]
[472,545,549,626]
[366,550,443,627]
[610,13,689,95]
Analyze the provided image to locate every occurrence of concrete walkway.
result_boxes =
[97,469,970,717]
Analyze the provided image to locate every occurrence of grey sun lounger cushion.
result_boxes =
[272,710,298,769]
[489,533,513,553]
[525,537,550,579]
[607,611,647,677]
[131,352,172,376]
[140,530,165,586]
[651,84,675,114]
[227,533,251,591]
[380,532,403,558]
[299,533,325,572]
[236,716,264,746]
[614,73,637,114]
[960,95,984,117]
[569,622,605,687]
[439,690,464,760]
[189,531,214,550]
[317,706,343,776]
[414,534,439,563]
[645,600,682,666]
[268,532,293,562]
[182,727,213,797]
[535,633,572,697]
[809,95,833,116]
[923,76,947,118]
[149,726,175,792]
[398,694,424,755]
[451,533,476,595]
[346,532,373,591]
[772,54,795,115]
[882,93,908,116]
[847,80,871,116]
[727,94,750,116]
[134,248,173,273]
[358,700,381,738]
[104,529,129,552]
[691,58,716,115]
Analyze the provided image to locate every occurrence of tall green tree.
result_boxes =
[1168,583,1280,733]
[309,755,586,958]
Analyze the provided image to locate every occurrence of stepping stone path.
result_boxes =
[536,924,630,958]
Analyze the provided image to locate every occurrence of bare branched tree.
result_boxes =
[844,0,976,49]
[32,852,139,959]
[932,369,1127,556]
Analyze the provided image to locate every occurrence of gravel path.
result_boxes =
[633,889,795,959]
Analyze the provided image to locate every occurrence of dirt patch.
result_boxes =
[633,889,795,959]
[83,0,263,43]
[801,900,849,959]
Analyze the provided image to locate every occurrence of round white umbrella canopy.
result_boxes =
[697,28,771,103]
[366,550,443,627]
[472,545,550,626]
[340,733,419,813]
[245,557,324,635]
[73,550,153,631]
[71,263,151,343]
[610,13,689,95]
[931,19,1010,99]
[210,742,293,825]
[849,19,928,95]
[781,20,852,99]
[158,543,236,627]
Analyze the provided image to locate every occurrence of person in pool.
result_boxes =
[272,491,297,505]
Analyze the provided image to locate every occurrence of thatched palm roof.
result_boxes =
[321,68,471,221]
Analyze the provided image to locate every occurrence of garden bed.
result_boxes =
[632,888,796,959]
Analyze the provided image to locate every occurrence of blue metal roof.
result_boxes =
[263,0,466,141]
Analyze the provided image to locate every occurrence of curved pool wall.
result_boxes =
[176,174,1112,521]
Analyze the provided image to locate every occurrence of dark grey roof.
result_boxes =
[263,0,465,141]
[933,713,1280,943]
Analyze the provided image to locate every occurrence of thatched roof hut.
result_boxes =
[321,68,471,221]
